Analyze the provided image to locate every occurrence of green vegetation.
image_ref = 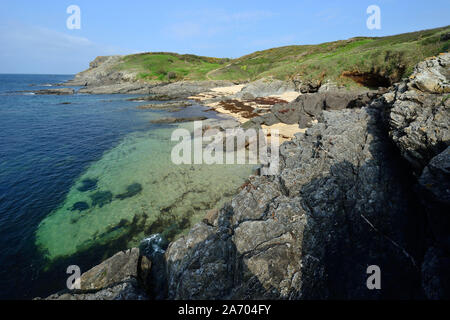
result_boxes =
[115,26,449,87]
[116,52,229,81]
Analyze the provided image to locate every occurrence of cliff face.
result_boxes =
[163,53,450,299]
[66,55,135,86]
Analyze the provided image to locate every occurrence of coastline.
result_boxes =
[38,52,450,300]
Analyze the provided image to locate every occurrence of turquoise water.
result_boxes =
[0,74,253,299]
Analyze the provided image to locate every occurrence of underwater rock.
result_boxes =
[77,178,98,192]
[116,183,143,200]
[71,202,89,212]
[90,191,113,208]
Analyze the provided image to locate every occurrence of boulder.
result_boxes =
[249,90,378,128]
[235,78,295,99]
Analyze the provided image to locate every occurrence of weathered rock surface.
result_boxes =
[386,54,450,172]
[292,76,321,93]
[78,82,155,94]
[164,105,425,299]
[248,90,379,128]
[41,54,449,300]
[66,55,135,87]
[409,53,450,94]
[41,248,151,300]
[235,78,295,99]
[161,53,450,300]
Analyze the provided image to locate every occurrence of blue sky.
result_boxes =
[0,0,449,74]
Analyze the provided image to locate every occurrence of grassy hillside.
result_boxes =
[116,52,230,81]
[115,26,449,87]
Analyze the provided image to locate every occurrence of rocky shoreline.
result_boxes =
[39,53,449,300]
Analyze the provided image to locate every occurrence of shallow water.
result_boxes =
[0,74,253,299]
[35,125,254,261]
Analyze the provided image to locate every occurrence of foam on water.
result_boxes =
[35,124,254,261]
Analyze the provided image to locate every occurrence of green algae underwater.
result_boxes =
[35,123,254,263]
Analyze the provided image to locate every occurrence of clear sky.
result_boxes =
[0,0,449,74]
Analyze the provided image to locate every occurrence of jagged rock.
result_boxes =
[78,82,154,94]
[41,248,151,300]
[422,246,450,299]
[382,53,450,300]
[43,279,148,300]
[410,53,450,94]
[387,53,450,172]
[292,77,321,93]
[164,105,424,299]
[418,147,450,249]
[66,55,137,87]
[33,88,75,95]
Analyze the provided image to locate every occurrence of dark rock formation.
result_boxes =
[33,88,75,95]
[116,183,143,200]
[164,105,425,299]
[380,53,450,300]
[386,54,450,172]
[90,191,113,208]
[77,178,98,192]
[248,90,379,128]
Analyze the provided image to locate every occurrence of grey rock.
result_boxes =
[235,78,295,99]
[292,77,321,93]
[387,53,450,172]
[41,248,151,300]
[43,279,148,300]
[164,105,424,299]
[410,53,450,94]
[33,88,75,95]
[78,82,154,94]
[248,90,378,128]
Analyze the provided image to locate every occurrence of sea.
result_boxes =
[0,74,253,299]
